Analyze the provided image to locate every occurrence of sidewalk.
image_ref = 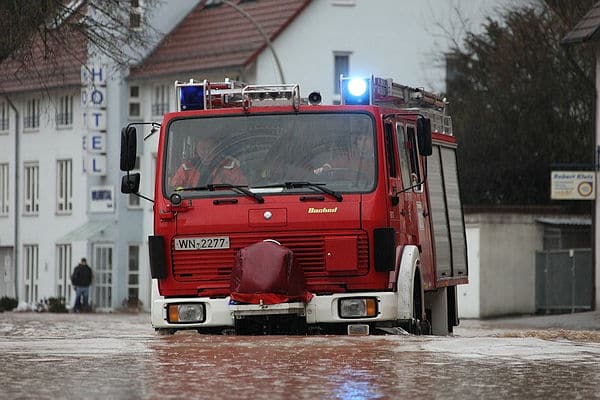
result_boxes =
[455,310,600,339]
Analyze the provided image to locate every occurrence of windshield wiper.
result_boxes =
[254,181,343,202]
[178,183,264,203]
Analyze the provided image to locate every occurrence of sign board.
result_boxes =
[81,63,109,176]
[82,133,106,153]
[87,155,107,175]
[550,171,596,200]
[85,110,107,131]
[81,86,107,108]
[90,186,114,213]
[81,64,107,86]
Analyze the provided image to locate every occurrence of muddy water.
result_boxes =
[1,312,599,399]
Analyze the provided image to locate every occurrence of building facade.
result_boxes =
[0,0,198,309]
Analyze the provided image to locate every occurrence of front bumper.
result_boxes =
[151,292,399,329]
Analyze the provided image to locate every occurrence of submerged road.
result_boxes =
[0,311,599,399]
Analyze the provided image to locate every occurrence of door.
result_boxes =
[0,247,13,298]
[384,121,406,246]
[396,121,434,288]
[396,123,420,244]
[93,244,113,309]
[56,244,72,304]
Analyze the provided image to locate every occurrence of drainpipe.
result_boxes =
[5,96,19,300]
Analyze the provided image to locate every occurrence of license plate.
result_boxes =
[174,236,230,250]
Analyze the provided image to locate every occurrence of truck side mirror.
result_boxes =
[417,118,432,156]
[120,126,137,171]
[121,173,141,194]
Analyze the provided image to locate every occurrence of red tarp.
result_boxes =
[230,241,313,304]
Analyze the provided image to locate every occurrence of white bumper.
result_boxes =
[151,292,400,329]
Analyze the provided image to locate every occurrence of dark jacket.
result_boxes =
[71,264,93,287]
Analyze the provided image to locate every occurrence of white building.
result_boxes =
[0,0,510,311]
[0,0,198,310]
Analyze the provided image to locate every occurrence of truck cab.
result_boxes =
[120,76,467,335]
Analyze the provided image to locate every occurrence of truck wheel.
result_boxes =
[400,273,429,335]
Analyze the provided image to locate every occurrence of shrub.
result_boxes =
[48,297,68,313]
[0,296,18,312]
[119,297,143,312]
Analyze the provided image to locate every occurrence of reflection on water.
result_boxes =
[0,313,599,400]
[143,334,600,400]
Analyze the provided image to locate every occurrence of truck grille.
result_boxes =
[171,231,368,282]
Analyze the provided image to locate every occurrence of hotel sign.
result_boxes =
[81,64,108,176]
[90,186,114,213]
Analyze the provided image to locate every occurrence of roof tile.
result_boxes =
[129,0,311,80]
[562,1,600,44]
[0,5,88,93]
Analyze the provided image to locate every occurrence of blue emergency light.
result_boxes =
[340,76,372,105]
[179,85,205,110]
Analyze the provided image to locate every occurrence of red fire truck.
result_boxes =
[120,75,467,335]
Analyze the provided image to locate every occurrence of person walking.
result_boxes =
[71,257,93,312]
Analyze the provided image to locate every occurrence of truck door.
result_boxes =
[396,122,420,244]
[396,121,434,287]
[383,121,406,245]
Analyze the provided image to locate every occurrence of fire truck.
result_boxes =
[120,75,467,335]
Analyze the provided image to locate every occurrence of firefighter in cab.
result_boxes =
[170,136,247,188]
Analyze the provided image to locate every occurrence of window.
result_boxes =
[93,245,113,309]
[152,84,170,116]
[129,85,141,119]
[333,53,350,95]
[127,245,140,303]
[56,244,72,303]
[129,0,143,30]
[0,101,9,132]
[396,124,411,189]
[24,244,39,304]
[56,94,73,127]
[165,113,376,194]
[0,163,8,216]
[401,125,422,192]
[24,163,39,214]
[128,156,141,208]
[56,159,73,214]
[384,123,397,178]
[24,98,40,130]
[406,126,421,181]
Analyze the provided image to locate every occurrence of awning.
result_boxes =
[536,217,591,226]
[56,220,115,243]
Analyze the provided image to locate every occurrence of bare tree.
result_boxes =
[0,0,160,89]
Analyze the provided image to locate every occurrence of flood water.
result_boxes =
[1,312,599,399]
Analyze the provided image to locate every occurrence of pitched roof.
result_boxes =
[0,4,88,94]
[562,1,600,44]
[129,0,311,80]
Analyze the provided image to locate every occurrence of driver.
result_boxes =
[170,137,247,188]
[313,131,374,177]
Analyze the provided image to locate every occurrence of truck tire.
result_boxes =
[399,271,430,335]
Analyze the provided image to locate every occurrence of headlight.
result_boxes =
[339,298,378,318]
[167,303,205,323]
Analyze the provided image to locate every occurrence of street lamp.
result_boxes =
[200,0,286,84]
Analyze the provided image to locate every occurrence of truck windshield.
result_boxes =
[164,112,376,197]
